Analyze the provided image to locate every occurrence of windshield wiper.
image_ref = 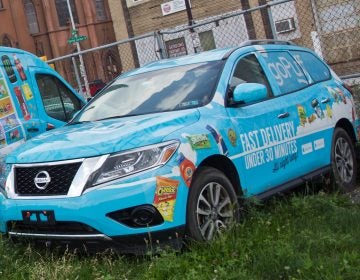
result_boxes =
[67,120,90,126]
[96,114,141,121]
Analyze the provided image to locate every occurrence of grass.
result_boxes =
[0,191,359,279]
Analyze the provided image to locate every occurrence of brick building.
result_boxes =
[108,0,275,70]
[0,0,122,88]
[109,0,359,76]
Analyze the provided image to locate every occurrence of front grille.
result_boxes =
[7,221,100,235]
[15,162,82,196]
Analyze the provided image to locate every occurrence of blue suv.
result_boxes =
[0,40,358,253]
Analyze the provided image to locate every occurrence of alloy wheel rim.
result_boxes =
[196,182,234,241]
[334,137,353,183]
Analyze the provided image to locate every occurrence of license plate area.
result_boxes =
[22,210,55,225]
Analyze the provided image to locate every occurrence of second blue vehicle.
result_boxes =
[0,40,358,253]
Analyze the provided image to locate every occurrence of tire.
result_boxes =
[186,167,240,241]
[331,127,357,192]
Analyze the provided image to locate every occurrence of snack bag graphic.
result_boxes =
[297,104,307,126]
[326,104,333,119]
[153,177,179,222]
[178,152,195,187]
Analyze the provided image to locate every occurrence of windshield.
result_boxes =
[73,61,224,122]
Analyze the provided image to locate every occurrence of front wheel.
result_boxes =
[186,167,240,242]
[331,127,357,192]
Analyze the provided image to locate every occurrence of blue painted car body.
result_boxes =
[0,43,358,253]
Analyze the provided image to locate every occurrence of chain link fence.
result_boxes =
[49,0,360,97]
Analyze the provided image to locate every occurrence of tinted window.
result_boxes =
[230,54,272,96]
[36,74,82,122]
[75,61,224,122]
[291,51,330,83]
[261,51,309,95]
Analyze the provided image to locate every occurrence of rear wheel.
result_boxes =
[331,127,357,192]
[186,167,240,241]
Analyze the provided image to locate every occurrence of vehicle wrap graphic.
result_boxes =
[153,177,179,222]
[0,45,357,244]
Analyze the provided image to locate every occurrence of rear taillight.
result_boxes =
[343,83,354,96]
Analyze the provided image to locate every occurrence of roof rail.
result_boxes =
[239,39,296,47]
[221,40,297,60]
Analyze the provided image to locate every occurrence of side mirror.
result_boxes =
[233,83,267,104]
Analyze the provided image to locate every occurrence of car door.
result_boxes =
[260,50,334,177]
[225,52,300,197]
[30,69,84,133]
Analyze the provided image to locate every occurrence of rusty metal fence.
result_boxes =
[48,0,360,98]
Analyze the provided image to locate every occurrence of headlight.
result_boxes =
[88,141,179,186]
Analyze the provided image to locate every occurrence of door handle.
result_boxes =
[277,112,290,119]
[27,127,39,133]
[321,97,330,104]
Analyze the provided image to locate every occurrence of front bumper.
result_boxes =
[7,225,185,255]
[0,168,188,253]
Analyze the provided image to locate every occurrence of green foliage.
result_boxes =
[1,193,360,279]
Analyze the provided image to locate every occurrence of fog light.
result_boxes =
[131,206,156,226]
[107,205,164,228]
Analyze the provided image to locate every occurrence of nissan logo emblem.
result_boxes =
[34,171,51,190]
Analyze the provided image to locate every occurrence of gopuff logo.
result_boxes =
[34,171,51,190]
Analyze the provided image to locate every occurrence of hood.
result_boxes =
[7,110,200,163]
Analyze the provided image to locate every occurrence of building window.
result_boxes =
[55,0,79,27]
[94,0,107,21]
[24,0,39,34]
[165,37,187,58]
[0,1,4,9]
[199,30,216,51]
[2,35,12,47]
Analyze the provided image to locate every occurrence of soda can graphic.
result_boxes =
[1,55,17,83]
[14,86,31,120]
[13,54,27,81]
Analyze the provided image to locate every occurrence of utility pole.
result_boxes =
[66,0,90,99]
[184,0,194,28]
[184,0,200,53]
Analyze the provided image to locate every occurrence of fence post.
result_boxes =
[71,57,82,93]
[267,4,278,40]
[155,31,166,59]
